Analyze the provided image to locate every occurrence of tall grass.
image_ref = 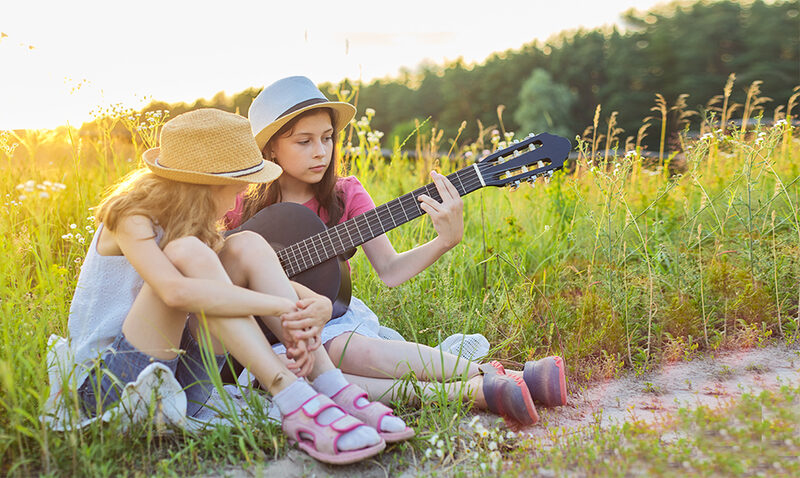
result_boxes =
[0,77,798,475]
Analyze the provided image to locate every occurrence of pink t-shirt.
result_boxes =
[224,176,376,229]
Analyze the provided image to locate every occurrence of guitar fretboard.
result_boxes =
[277,164,486,277]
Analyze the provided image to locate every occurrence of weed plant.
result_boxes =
[0,77,798,475]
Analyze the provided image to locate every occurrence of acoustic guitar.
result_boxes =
[221,132,570,381]
[231,131,571,315]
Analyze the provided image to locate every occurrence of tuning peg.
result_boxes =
[527,177,536,189]
[507,180,521,191]
[537,161,545,169]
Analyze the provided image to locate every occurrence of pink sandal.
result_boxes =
[330,384,415,443]
[479,361,539,426]
[281,393,386,465]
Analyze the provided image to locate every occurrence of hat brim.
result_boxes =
[142,148,282,185]
[254,101,356,150]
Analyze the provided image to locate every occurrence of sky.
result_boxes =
[1,0,665,130]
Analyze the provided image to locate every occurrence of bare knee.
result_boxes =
[162,236,219,274]
[328,334,378,369]
[220,231,281,283]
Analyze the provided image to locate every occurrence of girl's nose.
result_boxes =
[313,139,327,158]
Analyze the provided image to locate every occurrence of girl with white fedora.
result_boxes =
[226,76,567,430]
[55,108,388,465]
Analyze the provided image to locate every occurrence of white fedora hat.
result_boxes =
[249,76,356,150]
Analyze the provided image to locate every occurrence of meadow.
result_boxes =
[1,76,799,476]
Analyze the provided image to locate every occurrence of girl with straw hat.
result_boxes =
[225,76,568,430]
[50,108,395,465]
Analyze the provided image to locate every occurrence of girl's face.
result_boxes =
[270,110,334,191]
[211,182,248,218]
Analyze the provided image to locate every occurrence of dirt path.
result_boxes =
[204,344,800,477]
[531,344,800,440]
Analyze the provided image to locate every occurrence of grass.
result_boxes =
[1,77,799,475]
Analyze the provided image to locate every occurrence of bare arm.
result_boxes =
[361,171,464,287]
[113,215,295,318]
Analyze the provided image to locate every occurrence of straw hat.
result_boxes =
[143,108,282,185]
[249,76,356,150]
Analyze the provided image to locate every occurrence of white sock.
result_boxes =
[273,378,380,452]
[312,369,407,433]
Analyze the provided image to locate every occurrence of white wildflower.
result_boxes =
[70,224,77,230]
[488,441,498,451]
[428,433,439,445]
[39,192,50,199]
[18,195,26,201]
[365,107,376,118]
[424,447,432,458]
[435,449,443,458]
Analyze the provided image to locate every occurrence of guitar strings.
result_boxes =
[279,156,550,276]
[279,166,484,275]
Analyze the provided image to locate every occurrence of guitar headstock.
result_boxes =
[476,132,571,188]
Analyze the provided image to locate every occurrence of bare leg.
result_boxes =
[121,236,297,395]
[327,334,480,381]
[342,373,486,408]
[219,231,337,380]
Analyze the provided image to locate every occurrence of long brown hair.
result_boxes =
[96,168,224,252]
[241,108,344,227]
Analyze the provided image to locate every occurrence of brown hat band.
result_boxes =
[279,97,328,119]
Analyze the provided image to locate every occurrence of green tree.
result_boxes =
[514,69,576,138]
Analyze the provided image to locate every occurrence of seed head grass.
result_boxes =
[1,76,798,475]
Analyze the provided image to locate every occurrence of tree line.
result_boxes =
[130,0,798,149]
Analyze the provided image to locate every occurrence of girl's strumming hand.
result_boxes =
[417,170,464,249]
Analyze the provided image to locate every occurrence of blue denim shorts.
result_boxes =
[78,328,227,418]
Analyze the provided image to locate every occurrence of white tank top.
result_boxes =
[68,223,161,366]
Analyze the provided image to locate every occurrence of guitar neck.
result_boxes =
[278,164,485,277]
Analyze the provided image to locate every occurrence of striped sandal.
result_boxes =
[281,393,386,465]
[330,384,415,443]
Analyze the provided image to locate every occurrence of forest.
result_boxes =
[125,0,799,148]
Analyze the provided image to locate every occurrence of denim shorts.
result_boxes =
[78,328,227,418]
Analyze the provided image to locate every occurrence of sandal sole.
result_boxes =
[380,427,416,443]
[293,439,386,465]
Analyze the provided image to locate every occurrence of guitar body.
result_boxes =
[230,202,353,318]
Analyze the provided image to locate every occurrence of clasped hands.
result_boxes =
[279,293,331,377]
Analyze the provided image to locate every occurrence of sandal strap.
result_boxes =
[281,393,364,455]
[331,383,394,430]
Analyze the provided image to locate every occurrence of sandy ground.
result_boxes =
[202,344,800,477]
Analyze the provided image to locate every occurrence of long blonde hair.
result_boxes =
[95,168,224,252]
